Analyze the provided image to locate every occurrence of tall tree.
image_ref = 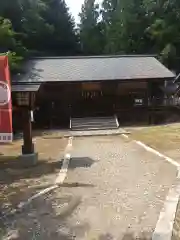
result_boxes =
[0,0,23,32]
[144,0,180,67]
[0,0,79,59]
[101,0,149,54]
[42,0,78,55]
[20,0,54,53]
[79,0,105,55]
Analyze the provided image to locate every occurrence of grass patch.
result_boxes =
[0,155,18,162]
[129,123,180,152]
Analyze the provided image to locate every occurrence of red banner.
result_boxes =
[0,56,12,142]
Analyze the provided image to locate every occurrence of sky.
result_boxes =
[66,0,84,23]
[66,0,101,23]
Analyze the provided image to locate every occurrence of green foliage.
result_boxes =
[7,51,23,73]
[0,17,24,72]
[101,0,151,54]
[144,0,180,66]
[41,0,78,55]
[79,0,180,69]
[0,18,16,50]
[1,0,180,75]
[79,0,105,54]
[0,0,79,75]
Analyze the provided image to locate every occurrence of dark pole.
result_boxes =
[147,81,153,125]
[22,108,34,155]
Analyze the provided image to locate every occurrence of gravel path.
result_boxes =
[1,135,177,239]
[0,138,67,239]
[61,136,177,239]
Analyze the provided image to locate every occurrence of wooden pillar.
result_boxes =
[147,81,152,125]
[22,108,34,155]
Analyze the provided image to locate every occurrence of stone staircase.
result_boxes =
[70,116,119,131]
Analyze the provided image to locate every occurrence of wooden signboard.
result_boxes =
[82,83,101,91]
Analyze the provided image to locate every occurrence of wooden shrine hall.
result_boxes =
[12,55,175,131]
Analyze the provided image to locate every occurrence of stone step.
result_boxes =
[72,121,116,126]
[72,126,118,131]
[71,116,119,131]
[72,125,117,130]
[72,117,115,122]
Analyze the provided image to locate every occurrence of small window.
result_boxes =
[17,92,29,106]
[134,98,143,106]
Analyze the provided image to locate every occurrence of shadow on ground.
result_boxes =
[0,155,96,230]
[0,157,63,185]
[0,186,153,240]
[0,181,95,226]
[69,157,97,169]
[0,189,87,240]
[98,232,152,240]
[0,156,96,185]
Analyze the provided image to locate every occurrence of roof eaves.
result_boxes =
[30,54,158,60]
[11,75,175,85]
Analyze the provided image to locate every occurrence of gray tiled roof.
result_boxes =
[13,56,175,83]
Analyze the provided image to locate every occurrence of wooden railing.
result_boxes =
[150,97,180,107]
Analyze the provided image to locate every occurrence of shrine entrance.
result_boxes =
[71,82,115,117]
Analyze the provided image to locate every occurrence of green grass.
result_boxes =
[129,123,180,152]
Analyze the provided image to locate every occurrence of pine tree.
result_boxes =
[79,0,105,55]
[102,0,148,54]
[42,0,78,55]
